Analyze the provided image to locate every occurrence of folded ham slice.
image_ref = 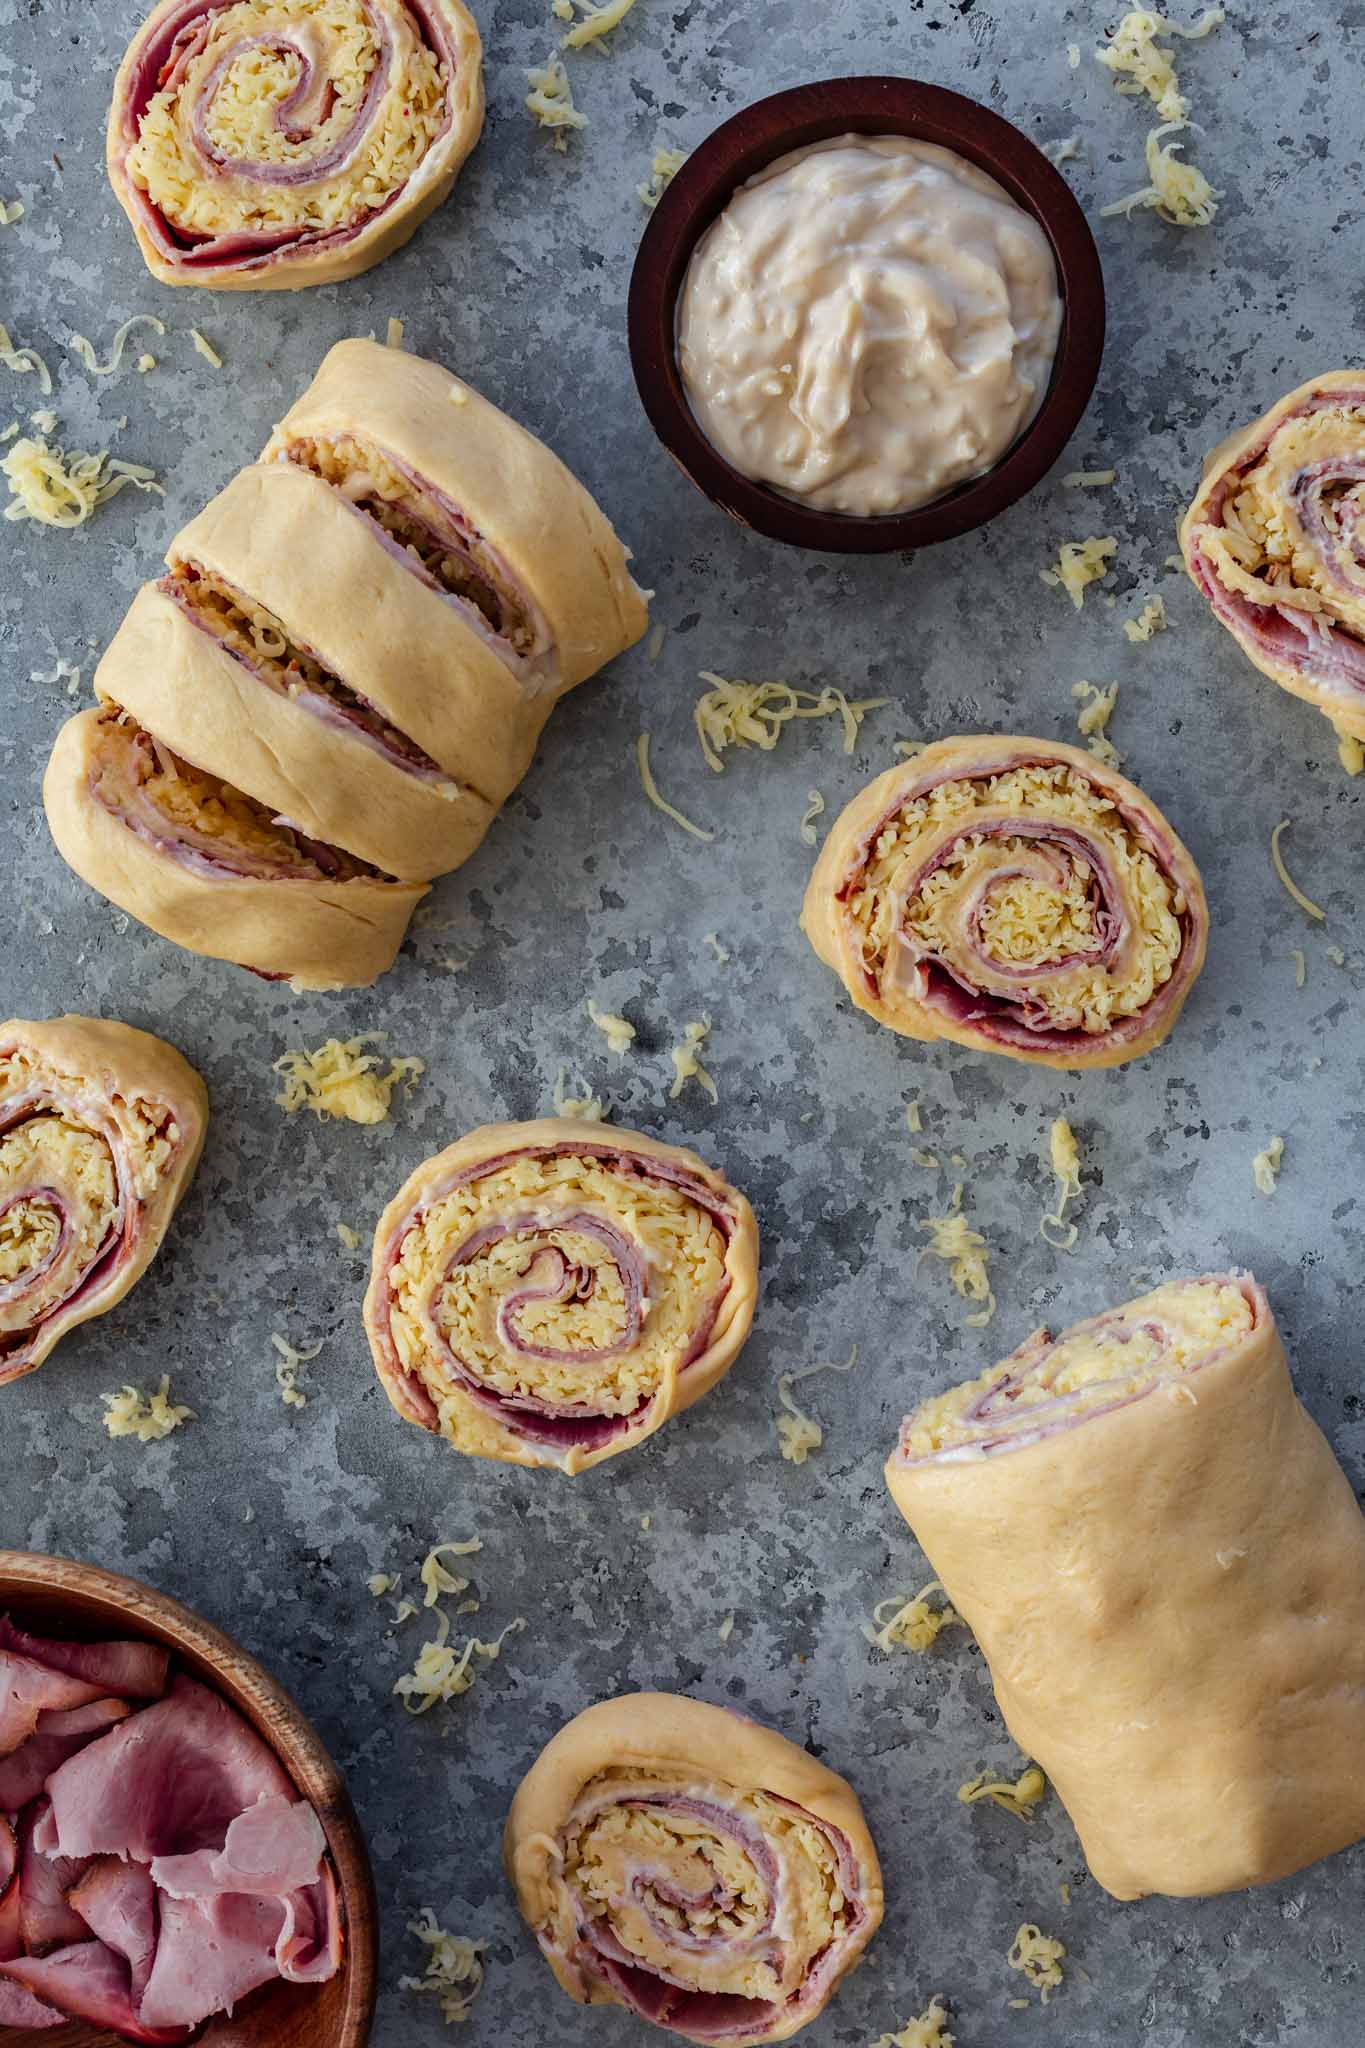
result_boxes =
[17,1799,91,1954]
[0,1654,106,1757]
[0,1616,170,1699]
[68,1859,159,2001]
[0,1940,190,2044]
[0,1699,133,1811]
[152,1792,326,1898]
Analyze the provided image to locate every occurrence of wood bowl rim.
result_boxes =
[0,1549,377,2048]
[627,74,1107,554]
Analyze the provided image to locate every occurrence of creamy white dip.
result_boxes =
[678,135,1063,518]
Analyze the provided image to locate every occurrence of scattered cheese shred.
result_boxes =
[0,323,53,395]
[1124,593,1168,642]
[367,1573,396,1598]
[1335,728,1365,776]
[273,1034,425,1124]
[775,1347,857,1465]
[1040,1117,1083,1250]
[385,317,405,349]
[639,144,688,207]
[1291,948,1306,989]
[336,1222,363,1251]
[1041,536,1117,608]
[636,732,714,841]
[921,1185,996,1327]
[864,1580,961,1654]
[646,621,667,660]
[958,1764,1048,1822]
[102,1376,194,1443]
[136,353,156,374]
[703,931,730,964]
[694,674,888,772]
[271,1333,321,1411]
[718,1613,735,1643]
[1062,468,1116,487]
[799,788,826,845]
[1067,40,1081,66]
[1095,7,1224,122]
[553,1064,605,1120]
[894,739,925,759]
[1101,120,1220,226]
[1072,680,1122,768]
[1270,819,1327,922]
[31,658,81,697]
[0,201,24,226]
[1007,1924,1066,2002]
[910,1149,940,1170]
[394,1610,525,1714]
[871,1999,956,2048]
[561,0,637,44]
[906,1099,923,1134]
[189,327,223,367]
[668,1017,717,1103]
[399,1909,487,2025]
[525,59,587,148]
[1045,135,1082,164]
[1327,945,1347,968]
[420,1538,482,1608]
[3,435,161,528]
[1252,1136,1284,1195]
[587,998,635,1056]
[69,314,165,377]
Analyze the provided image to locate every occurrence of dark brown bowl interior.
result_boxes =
[628,75,1106,553]
[0,1551,376,2048]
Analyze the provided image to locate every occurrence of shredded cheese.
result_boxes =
[1095,7,1224,122]
[636,732,714,841]
[368,1572,396,1597]
[1041,536,1117,608]
[525,59,587,148]
[384,317,405,350]
[799,788,826,845]
[871,2000,956,2048]
[136,353,156,374]
[668,1018,717,1103]
[1007,1924,1066,2002]
[1252,1136,1284,1195]
[694,674,888,771]
[646,621,667,659]
[1291,948,1306,989]
[906,1099,923,1134]
[3,435,161,528]
[102,1376,194,1442]
[394,1611,524,1713]
[272,1333,321,1410]
[921,1185,995,1327]
[703,931,730,964]
[31,658,82,697]
[587,998,635,1057]
[864,1580,961,1654]
[1102,120,1220,226]
[1327,945,1347,968]
[0,323,53,396]
[958,1764,1047,1822]
[336,1222,363,1250]
[775,1347,857,1465]
[718,1613,735,1643]
[273,1034,425,1124]
[1062,468,1116,487]
[1124,593,1168,642]
[69,315,165,377]
[399,1909,487,2024]
[639,143,688,207]
[910,1149,940,1170]
[552,1064,605,1120]
[1335,728,1365,776]
[1072,680,1122,768]
[189,327,223,368]
[0,201,24,226]
[420,1538,482,1608]
[1067,40,1081,66]
[1040,1116,1083,1250]
[1270,819,1327,922]
[560,0,637,42]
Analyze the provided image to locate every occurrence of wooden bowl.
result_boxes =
[0,1551,376,2048]
[628,75,1106,554]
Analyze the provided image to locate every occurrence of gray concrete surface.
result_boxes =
[1,0,1363,2041]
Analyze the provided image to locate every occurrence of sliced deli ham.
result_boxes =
[139,1892,288,2030]
[0,1653,105,1757]
[0,1698,134,1812]
[68,1858,159,2001]
[152,1791,326,1898]
[18,1799,91,1954]
[0,1616,171,1700]
[0,1940,191,2044]
[0,1974,66,2029]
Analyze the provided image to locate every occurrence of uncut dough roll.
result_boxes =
[0,1016,207,1386]
[107,0,484,289]
[44,706,426,992]
[802,735,1207,1070]
[1180,371,1365,750]
[505,1694,883,2045]
[364,1118,759,1474]
[885,1273,1365,1900]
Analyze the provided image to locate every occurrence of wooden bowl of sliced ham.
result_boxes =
[0,1552,376,2047]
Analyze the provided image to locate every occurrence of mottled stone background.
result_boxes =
[1,0,1362,2040]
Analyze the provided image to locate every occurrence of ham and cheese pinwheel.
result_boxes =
[0,1017,206,1386]
[1181,372,1365,751]
[802,736,1208,1069]
[506,1695,883,2045]
[44,342,648,990]
[886,1273,1365,1900]
[107,0,483,289]
[364,1119,759,1473]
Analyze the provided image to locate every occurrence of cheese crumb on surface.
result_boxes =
[587,998,635,1057]
[273,1034,425,1124]
[636,732,715,841]
[703,931,730,964]
[102,1376,194,1443]
[136,353,156,373]
[399,1908,487,2024]
[1095,7,1224,122]
[1040,1116,1083,1250]
[272,1333,321,1410]
[525,59,587,147]
[1327,945,1347,968]
[336,1222,363,1251]
[1042,536,1117,608]
[394,1611,524,1713]
[1102,120,1220,226]
[958,1764,1048,1822]
[906,1099,923,1134]
[775,1347,857,1465]
[0,201,24,226]
[921,1185,995,1327]
[368,1572,396,1598]
[864,1580,961,1654]
[694,673,888,771]
[911,1149,940,1169]
[646,621,667,660]
[1124,593,1168,642]
[385,317,405,349]
[1270,819,1327,922]
[31,657,82,696]
[799,788,826,845]
[1067,40,1081,65]
[421,1538,482,1609]
[639,143,688,207]
[894,739,926,759]
[561,0,637,45]
[69,314,166,377]
[3,435,160,528]
[1334,728,1365,776]
[0,323,53,395]
[668,1017,717,1103]
[1062,468,1116,487]
[1291,949,1306,989]
[1072,679,1122,768]
[1007,1924,1066,2001]
[718,1612,735,1643]
[1252,1136,1284,1195]
[552,1064,606,1120]
[871,1998,956,2048]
